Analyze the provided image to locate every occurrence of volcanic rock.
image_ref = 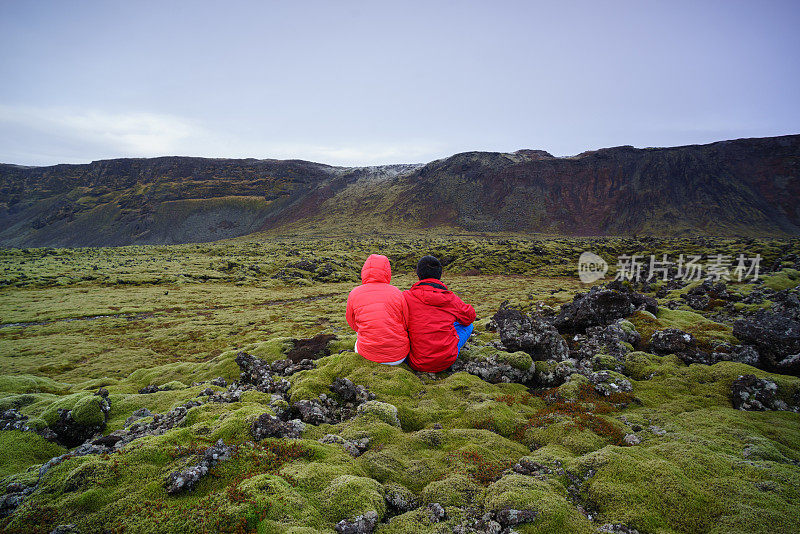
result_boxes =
[384,483,418,514]
[251,413,305,440]
[572,320,640,363]
[334,510,379,534]
[495,508,538,527]
[330,377,373,404]
[0,409,30,432]
[596,524,641,534]
[164,439,234,494]
[491,303,569,360]
[648,328,695,355]
[554,286,657,334]
[730,374,795,411]
[450,351,537,385]
[733,311,800,374]
[589,371,633,396]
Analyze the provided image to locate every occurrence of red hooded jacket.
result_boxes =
[345,255,409,363]
[403,279,476,372]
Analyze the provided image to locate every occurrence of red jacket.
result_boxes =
[346,255,409,363]
[403,279,476,372]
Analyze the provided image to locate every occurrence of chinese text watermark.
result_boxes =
[578,253,761,283]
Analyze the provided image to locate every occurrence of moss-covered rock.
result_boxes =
[318,475,385,522]
[238,474,317,525]
[356,401,401,427]
[485,474,593,533]
[71,395,106,426]
[420,474,483,507]
[496,350,534,371]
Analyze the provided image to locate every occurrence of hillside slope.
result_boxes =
[312,135,800,236]
[1,135,798,246]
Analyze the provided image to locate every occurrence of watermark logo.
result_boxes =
[577,252,761,284]
[578,251,609,283]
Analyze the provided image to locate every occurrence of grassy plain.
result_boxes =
[1,233,799,533]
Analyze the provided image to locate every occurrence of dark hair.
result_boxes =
[416,255,443,280]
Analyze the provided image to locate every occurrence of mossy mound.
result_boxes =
[319,475,386,522]
[629,308,738,350]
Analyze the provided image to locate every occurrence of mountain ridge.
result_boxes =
[1,134,798,246]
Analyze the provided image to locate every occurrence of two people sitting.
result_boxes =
[345,254,475,372]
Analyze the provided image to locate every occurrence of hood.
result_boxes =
[361,254,392,284]
[409,278,453,305]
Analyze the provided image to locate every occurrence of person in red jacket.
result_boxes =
[345,254,409,365]
[403,255,476,372]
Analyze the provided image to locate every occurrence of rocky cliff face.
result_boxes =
[384,135,800,236]
[0,135,798,246]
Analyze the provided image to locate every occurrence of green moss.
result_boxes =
[279,456,362,492]
[238,474,318,526]
[528,420,609,456]
[485,474,593,533]
[558,374,590,400]
[0,374,72,395]
[25,417,48,431]
[247,338,295,363]
[376,506,458,533]
[318,475,385,522]
[762,268,800,291]
[585,442,745,532]
[0,430,66,478]
[329,335,356,353]
[421,473,483,507]
[623,351,679,380]
[592,354,621,371]
[40,392,93,426]
[159,380,188,390]
[496,351,533,371]
[629,308,738,350]
[121,352,239,393]
[71,395,106,426]
[357,401,401,427]
[456,344,494,363]
[240,389,274,405]
[1,236,799,532]
[0,392,56,413]
[62,457,115,492]
[618,319,638,336]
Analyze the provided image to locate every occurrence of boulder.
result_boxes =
[383,483,418,514]
[589,371,633,397]
[648,328,695,355]
[491,303,569,360]
[330,378,373,404]
[733,311,800,374]
[554,286,657,333]
[730,374,796,411]
[450,349,536,385]
[573,320,640,363]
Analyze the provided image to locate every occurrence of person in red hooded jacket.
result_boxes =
[404,255,476,372]
[345,254,409,365]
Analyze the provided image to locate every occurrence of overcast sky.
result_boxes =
[1,0,798,166]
